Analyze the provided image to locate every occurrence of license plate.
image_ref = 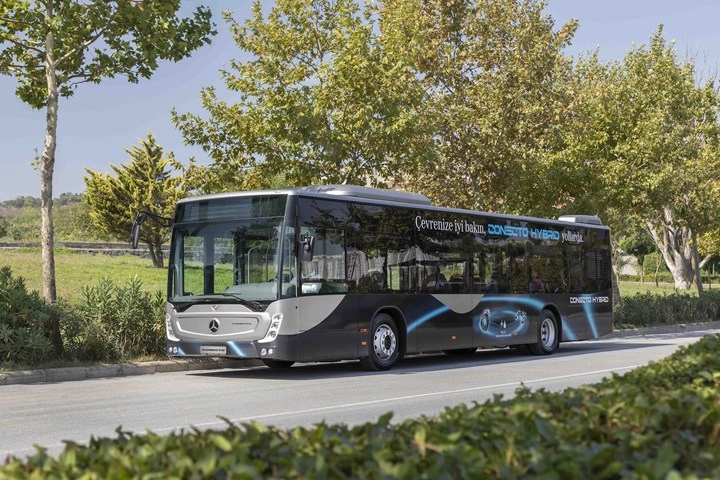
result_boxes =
[200,346,227,356]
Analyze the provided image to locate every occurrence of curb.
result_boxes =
[605,320,720,338]
[0,358,263,386]
[2,323,719,386]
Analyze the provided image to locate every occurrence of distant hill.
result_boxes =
[0,193,83,209]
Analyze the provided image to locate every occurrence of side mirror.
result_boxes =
[300,234,315,262]
[130,212,148,249]
[130,210,173,249]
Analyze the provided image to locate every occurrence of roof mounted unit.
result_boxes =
[297,185,432,206]
[557,215,603,226]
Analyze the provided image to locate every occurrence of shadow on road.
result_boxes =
[191,338,670,381]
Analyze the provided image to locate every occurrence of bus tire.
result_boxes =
[360,313,400,371]
[262,359,295,369]
[528,309,559,355]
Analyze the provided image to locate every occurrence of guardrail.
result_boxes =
[0,241,169,257]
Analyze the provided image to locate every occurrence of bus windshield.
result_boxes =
[169,216,296,306]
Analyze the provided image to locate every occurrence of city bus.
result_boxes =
[132,185,613,371]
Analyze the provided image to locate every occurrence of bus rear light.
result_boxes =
[259,313,283,343]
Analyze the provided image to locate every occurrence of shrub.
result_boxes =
[0,266,61,366]
[70,277,165,361]
[615,290,720,328]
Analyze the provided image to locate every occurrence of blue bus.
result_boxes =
[133,185,612,370]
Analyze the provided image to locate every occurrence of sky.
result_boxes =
[1,0,719,202]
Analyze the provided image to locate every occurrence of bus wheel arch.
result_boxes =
[360,310,404,371]
[527,307,560,355]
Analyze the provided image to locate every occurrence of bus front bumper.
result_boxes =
[165,336,297,362]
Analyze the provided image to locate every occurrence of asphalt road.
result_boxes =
[1,330,717,461]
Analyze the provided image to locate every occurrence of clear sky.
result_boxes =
[0,0,718,202]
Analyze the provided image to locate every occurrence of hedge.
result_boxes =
[2,334,719,479]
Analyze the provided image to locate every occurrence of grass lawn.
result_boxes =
[0,248,167,303]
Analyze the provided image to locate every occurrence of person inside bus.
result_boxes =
[530,270,544,293]
[423,266,447,292]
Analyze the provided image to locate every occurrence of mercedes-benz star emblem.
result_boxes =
[209,319,219,333]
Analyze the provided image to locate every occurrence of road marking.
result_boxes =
[177,365,640,430]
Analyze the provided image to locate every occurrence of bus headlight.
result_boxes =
[166,313,179,342]
[258,313,283,343]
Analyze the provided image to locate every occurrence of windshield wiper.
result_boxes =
[221,293,265,312]
[171,296,265,313]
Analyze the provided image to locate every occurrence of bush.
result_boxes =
[2,334,719,478]
[0,265,165,367]
[69,277,165,361]
[0,266,61,366]
[615,290,720,328]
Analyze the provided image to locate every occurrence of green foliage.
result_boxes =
[0,206,40,241]
[0,200,108,242]
[615,290,720,328]
[3,334,720,477]
[568,27,720,291]
[0,266,61,365]
[381,0,578,215]
[84,132,186,267]
[0,264,165,367]
[0,1,216,109]
[0,216,8,238]
[0,196,42,209]
[174,0,433,193]
[66,277,165,362]
[1,0,216,303]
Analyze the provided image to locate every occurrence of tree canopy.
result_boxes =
[0,0,215,302]
[84,133,186,268]
[567,27,720,291]
[173,0,433,193]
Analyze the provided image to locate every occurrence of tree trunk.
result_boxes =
[611,265,621,324]
[41,26,62,354]
[646,210,694,290]
[691,229,704,295]
[148,242,165,268]
[41,30,58,304]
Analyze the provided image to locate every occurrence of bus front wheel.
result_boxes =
[528,309,559,355]
[360,313,400,371]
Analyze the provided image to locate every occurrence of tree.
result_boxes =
[568,27,720,292]
[619,229,656,284]
[173,0,434,193]
[84,133,186,268]
[0,1,215,303]
[378,0,578,214]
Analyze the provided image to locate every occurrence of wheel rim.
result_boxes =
[372,324,397,360]
[540,317,556,349]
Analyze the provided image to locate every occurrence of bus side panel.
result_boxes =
[296,296,359,361]
[559,290,613,341]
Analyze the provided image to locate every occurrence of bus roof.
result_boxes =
[178,186,606,229]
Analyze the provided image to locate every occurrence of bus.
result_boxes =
[132,185,613,371]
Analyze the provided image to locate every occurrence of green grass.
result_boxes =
[0,248,167,303]
[619,279,720,296]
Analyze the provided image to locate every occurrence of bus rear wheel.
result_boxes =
[528,309,559,355]
[360,313,399,371]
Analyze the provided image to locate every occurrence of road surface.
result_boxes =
[1,330,716,460]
